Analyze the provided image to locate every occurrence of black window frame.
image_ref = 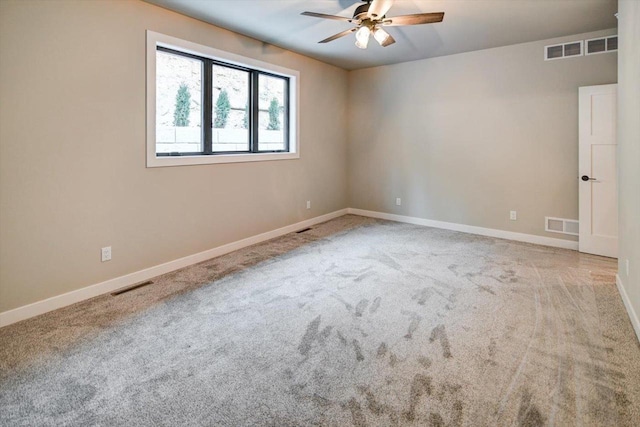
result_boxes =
[156,46,290,157]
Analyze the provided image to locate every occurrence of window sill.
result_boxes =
[146,151,300,168]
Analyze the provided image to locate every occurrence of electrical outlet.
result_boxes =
[510,211,517,221]
[101,246,112,262]
[626,259,630,276]
[306,200,311,210]
[396,198,402,206]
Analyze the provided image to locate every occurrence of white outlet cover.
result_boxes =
[306,201,311,209]
[101,246,112,262]
[510,211,517,220]
[396,198,402,206]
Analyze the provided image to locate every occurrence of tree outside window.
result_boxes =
[214,89,231,128]
[173,83,191,127]
[267,97,281,131]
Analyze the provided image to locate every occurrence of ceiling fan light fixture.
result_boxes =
[373,27,391,46]
[302,1,444,48]
[355,26,371,49]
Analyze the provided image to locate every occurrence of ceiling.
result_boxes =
[144,0,618,70]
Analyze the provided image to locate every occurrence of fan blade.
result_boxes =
[382,12,444,26]
[301,11,353,22]
[368,0,394,19]
[381,33,396,47]
[319,28,357,44]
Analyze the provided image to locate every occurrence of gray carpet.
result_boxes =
[1,215,639,426]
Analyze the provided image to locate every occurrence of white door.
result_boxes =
[579,84,618,258]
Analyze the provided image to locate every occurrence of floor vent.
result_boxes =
[586,35,618,55]
[544,40,583,60]
[545,217,579,236]
[296,227,312,234]
[111,280,153,296]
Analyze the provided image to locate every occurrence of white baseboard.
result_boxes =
[616,274,640,343]
[0,209,348,328]
[347,208,579,250]
[0,207,584,328]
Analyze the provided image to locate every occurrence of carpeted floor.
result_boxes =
[1,215,639,426]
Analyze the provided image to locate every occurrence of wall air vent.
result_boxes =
[585,35,618,55]
[544,41,583,61]
[545,217,579,236]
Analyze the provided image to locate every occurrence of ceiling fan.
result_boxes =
[301,0,444,49]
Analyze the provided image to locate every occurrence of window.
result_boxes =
[147,31,299,167]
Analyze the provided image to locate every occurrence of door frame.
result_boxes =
[578,83,618,258]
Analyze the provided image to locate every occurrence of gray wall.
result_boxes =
[0,0,632,321]
[0,0,349,312]
[617,0,640,334]
[348,29,617,240]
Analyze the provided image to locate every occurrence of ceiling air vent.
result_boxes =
[544,40,583,61]
[585,35,618,55]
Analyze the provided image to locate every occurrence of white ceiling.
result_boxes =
[144,0,617,70]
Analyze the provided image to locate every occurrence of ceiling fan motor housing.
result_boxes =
[353,3,371,20]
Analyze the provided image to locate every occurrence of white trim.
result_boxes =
[0,208,587,328]
[544,40,584,61]
[584,35,618,56]
[0,209,348,328]
[616,274,640,343]
[145,30,300,168]
[544,43,564,61]
[348,208,579,250]
[148,151,300,167]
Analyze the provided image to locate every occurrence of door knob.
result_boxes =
[581,175,596,181]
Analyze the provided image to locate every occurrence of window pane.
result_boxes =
[212,65,250,152]
[258,74,287,151]
[156,50,203,154]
